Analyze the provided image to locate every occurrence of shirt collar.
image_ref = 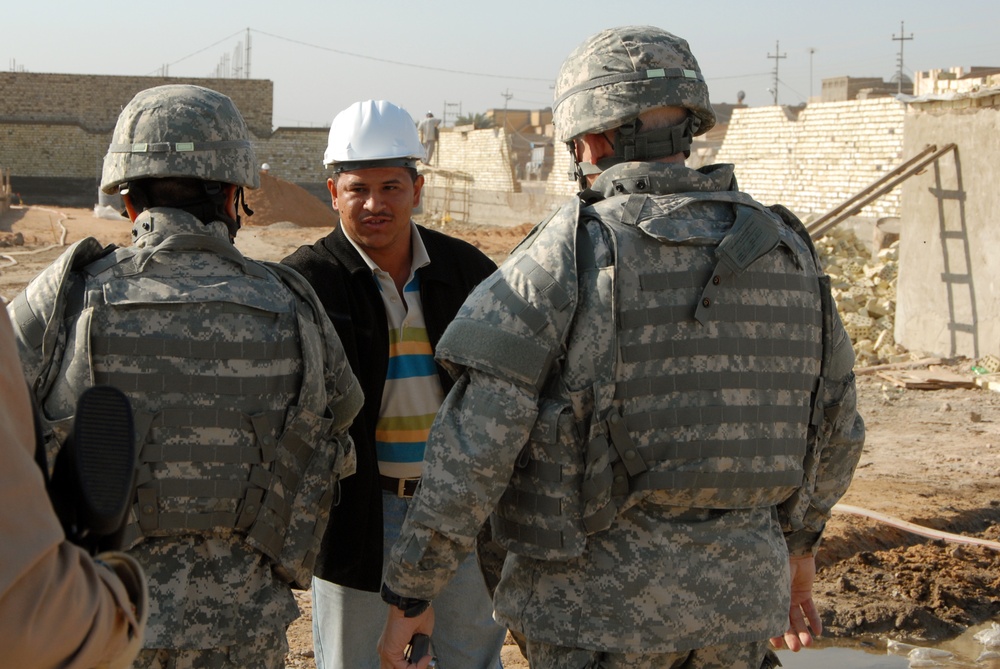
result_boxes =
[343,221,431,278]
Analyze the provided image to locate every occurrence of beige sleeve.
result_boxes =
[0,308,142,669]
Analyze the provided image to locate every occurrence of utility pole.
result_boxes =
[891,21,913,94]
[809,47,817,101]
[245,27,252,79]
[767,41,786,105]
[500,89,513,130]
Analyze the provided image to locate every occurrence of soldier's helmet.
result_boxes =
[552,25,716,143]
[323,100,425,172]
[100,85,259,194]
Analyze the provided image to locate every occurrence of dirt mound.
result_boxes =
[244,172,338,228]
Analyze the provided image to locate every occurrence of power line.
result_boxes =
[143,29,246,76]
[251,28,551,82]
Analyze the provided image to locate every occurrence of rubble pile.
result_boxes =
[815,227,910,367]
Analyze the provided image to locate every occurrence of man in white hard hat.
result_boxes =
[282,99,506,669]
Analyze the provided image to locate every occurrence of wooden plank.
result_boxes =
[807,143,957,240]
[877,366,978,390]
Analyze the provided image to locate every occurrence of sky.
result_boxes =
[5,1,998,129]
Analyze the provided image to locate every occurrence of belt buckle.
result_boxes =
[398,477,419,498]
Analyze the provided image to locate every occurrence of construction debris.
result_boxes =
[816,226,909,367]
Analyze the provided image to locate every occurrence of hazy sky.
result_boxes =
[5,0,998,129]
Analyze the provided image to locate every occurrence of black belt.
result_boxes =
[380,475,420,498]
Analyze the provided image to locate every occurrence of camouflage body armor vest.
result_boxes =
[490,189,826,560]
[12,209,351,586]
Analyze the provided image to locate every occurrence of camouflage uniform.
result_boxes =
[378,26,864,669]
[7,85,363,669]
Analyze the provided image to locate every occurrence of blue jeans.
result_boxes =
[312,491,506,669]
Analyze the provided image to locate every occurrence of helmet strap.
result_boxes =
[596,117,696,171]
[566,142,603,190]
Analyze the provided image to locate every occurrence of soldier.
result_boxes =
[378,26,865,669]
[282,100,504,669]
[7,84,363,668]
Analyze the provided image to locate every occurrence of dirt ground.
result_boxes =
[2,200,998,667]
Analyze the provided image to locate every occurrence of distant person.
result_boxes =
[378,25,865,669]
[0,306,146,669]
[281,99,504,669]
[417,111,441,165]
[7,84,362,668]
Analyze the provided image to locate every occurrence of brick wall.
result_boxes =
[0,72,273,135]
[716,97,906,219]
[425,126,517,192]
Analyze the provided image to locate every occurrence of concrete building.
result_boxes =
[895,85,1000,360]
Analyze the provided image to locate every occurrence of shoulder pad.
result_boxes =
[436,200,581,392]
[8,238,115,389]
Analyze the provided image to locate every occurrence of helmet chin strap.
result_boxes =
[567,142,603,190]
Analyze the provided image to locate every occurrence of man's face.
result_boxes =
[328,167,423,263]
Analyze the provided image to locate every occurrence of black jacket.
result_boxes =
[282,223,497,591]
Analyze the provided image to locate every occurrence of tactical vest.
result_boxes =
[12,222,352,587]
[491,190,826,560]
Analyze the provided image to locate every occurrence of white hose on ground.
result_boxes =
[2,206,69,255]
[832,503,1000,552]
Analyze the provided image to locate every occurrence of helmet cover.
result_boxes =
[552,25,716,143]
[101,84,259,194]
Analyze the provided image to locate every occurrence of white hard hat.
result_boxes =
[261,162,270,171]
[323,99,425,171]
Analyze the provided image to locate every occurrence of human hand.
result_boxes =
[770,554,822,652]
[378,605,435,669]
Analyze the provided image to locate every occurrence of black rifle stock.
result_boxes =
[43,386,138,555]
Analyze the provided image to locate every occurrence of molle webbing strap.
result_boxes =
[641,269,819,295]
[490,280,548,334]
[639,436,807,461]
[91,335,301,360]
[140,443,263,465]
[615,370,819,400]
[629,468,805,493]
[512,255,572,312]
[623,302,821,330]
[606,410,648,477]
[154,511,240,532]
[621,336,822,365]
[8,291,44,350]
[499,487,563,516]
[95,370,300,396]
[492,515,566,551]
[515,457,568,483]
[621,193,647,227]
[625,403,808,431]
[145,478,247,498]
[639,270,713,291]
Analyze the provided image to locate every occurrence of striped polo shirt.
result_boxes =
[346,224,444,480]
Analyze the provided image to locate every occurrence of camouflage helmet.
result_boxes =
[552,26,716,143]
[100,84,259,194]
